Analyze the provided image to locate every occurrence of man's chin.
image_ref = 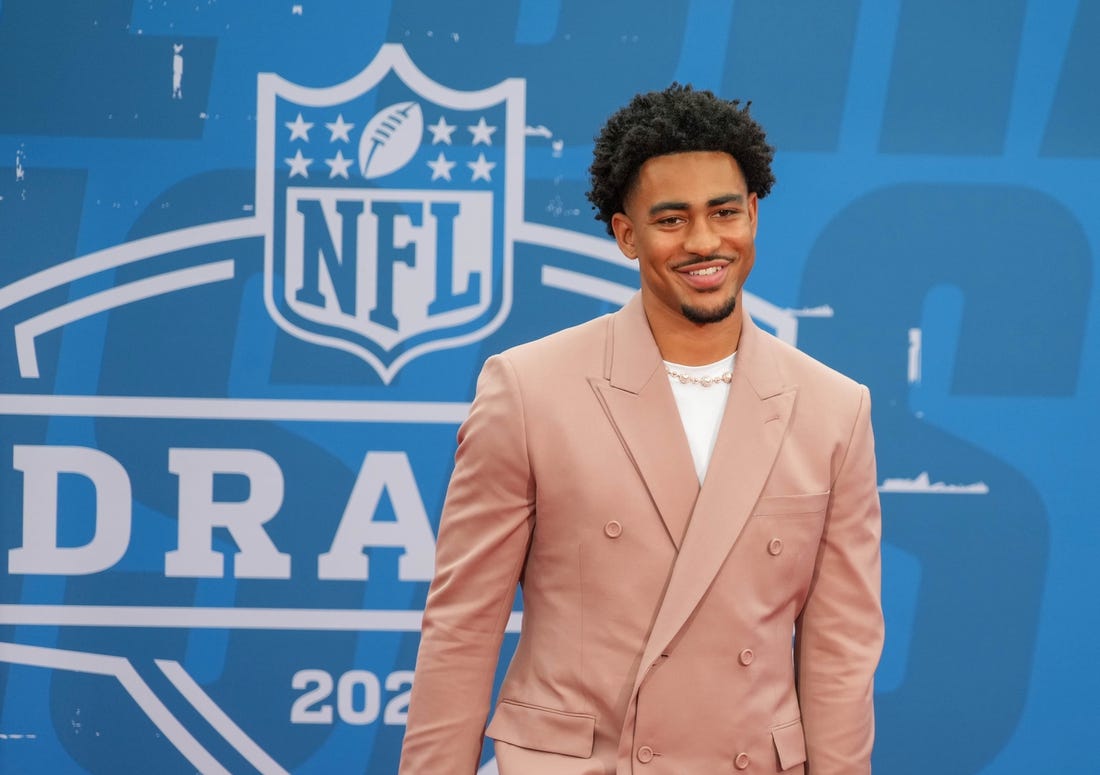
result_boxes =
[681,295,738,325]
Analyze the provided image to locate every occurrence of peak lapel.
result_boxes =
[590,296,698,549]
[634,311,797,679]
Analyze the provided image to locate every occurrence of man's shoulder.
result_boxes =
[755,326,864,396]
[498,310,614,369]
[750,331,872,442]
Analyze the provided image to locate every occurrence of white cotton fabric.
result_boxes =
[664,353,736,483]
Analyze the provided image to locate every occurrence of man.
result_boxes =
[400,84,883,774]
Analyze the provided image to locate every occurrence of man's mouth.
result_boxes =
[676,260,731,289]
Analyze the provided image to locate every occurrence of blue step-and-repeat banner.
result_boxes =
[1,1,1096,773]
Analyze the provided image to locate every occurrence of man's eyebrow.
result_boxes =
[648,200,688,216]
[648,193,745,217]
[708,193,745,207]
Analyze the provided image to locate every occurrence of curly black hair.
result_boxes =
[587,83,776,235]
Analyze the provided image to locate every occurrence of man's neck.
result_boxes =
[643,295,743,366]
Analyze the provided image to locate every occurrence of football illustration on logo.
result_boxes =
[358,101,424,179]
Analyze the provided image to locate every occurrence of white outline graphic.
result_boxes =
[157,660,289,775]
[0,394,469,423]
[541,265,635,306]
[514,220,634,269]
[0,218,258,313]
[15,260,235,378]
[0,605,523,633]
[0,642,230,774]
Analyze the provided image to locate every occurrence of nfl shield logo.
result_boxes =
[256,44,524,382]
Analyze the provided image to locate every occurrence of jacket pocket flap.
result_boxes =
[486,699,595,758]
[753,492,830,516]
[771,718,807,770]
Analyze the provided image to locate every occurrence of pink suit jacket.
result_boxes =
[400,294,883,775]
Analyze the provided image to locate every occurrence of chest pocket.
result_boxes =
[752,491,830,517]
[746,492,830,596]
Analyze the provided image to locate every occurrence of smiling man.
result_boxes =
[400,84,883,775]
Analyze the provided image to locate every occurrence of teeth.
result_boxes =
[688,266,721,276]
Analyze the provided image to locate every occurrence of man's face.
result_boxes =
[611,151,757,332]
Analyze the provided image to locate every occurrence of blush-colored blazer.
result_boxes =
[400,293,883,775]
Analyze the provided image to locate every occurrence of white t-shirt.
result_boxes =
[664,353,736,483]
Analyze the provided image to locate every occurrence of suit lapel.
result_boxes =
[633,308,797,682]
[590,296,699,549]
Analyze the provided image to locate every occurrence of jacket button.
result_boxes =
[767,537,783,555]
[735,752,751,769]
[604,520,623,538]
[636,745,654,763]
[738,648,754,666]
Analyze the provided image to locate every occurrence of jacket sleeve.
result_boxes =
[399,354,535,774]
[794,384,884,774]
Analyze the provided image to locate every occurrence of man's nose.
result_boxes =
[682,217,721,256]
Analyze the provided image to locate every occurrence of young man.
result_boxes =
[400,84,883,775]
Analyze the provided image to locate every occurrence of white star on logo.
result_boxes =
[467,152,496,182]
[285,148,313,178]
[468,116,497,146]
[285,112,314,142]
[325,114,355,143]
[427,116,457,145]
[427,152,456,181]
[325,149,353,179]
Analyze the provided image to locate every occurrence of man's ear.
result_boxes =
[747,192,759,239]
[610,212,636,260]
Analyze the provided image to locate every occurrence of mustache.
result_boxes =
[672,254,734,271]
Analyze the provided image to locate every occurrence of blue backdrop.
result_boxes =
[1,1,1096,773]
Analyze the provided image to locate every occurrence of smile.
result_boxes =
[688,266,722,276]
